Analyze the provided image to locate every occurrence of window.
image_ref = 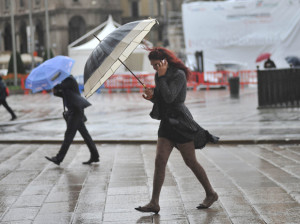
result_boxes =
[5,0,10,10]
[20,0,25,8]
[19,22,28,53]
[131,1,139,17]
[68,16,86,44]
[4,24,12,51]
[35,0,40,5]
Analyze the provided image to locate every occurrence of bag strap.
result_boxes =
[62,90,67,112]
[63,99,66,112]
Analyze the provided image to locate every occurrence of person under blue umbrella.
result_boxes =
[45,75,99,165]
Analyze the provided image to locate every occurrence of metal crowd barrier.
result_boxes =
[257,68,300,108]
[103,70,257,92]
[17,70,258,94]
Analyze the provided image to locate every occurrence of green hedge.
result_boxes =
[8,51,26,74]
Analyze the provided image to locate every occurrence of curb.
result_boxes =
[0,139,299,145]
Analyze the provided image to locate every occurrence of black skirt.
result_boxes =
[158,119,193,144]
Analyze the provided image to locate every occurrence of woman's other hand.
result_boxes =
[143,87,153,100]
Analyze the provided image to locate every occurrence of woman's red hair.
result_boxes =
[147,47,191,80]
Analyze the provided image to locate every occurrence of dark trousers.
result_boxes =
[0,99,16,118]
[56,110,99,162]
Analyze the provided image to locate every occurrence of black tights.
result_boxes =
[0,99,16,118]
[149,137,215,206]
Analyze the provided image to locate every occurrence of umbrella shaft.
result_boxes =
[120,62,146,87]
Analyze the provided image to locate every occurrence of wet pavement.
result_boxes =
[1,87,300,143]
[0,143,299,223]
[0,87,300,223]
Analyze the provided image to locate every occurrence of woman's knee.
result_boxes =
[183,157,198,169]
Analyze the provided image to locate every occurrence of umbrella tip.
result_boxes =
[148,17,159,25]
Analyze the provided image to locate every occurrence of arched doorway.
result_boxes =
[4,23,12,51]
[35,19,44,56]
[68,16,86,44]
[19,21,27,53]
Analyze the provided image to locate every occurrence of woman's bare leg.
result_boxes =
[135,137,174,213]
[177,141,218,208]
[150,137,174,205]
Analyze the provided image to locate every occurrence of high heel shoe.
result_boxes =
[135,204,160,214]
[197,193,218,209]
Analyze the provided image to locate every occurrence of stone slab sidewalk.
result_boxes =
[0,143,299,223]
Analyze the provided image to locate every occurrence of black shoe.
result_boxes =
[82,157,99,165]
[10,116,17,121]
[45,156,61,165]
[205,131,220,144]
[209,135,220,144]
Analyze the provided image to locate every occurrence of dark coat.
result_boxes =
[0,80,7,101]
[264,59,276,69]
[149,66,209,149]
[53,75,91,111]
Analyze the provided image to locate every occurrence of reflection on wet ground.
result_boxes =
[1,87,300,143]
[0,143,299,223]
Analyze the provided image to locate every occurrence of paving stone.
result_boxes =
[230,216,265,224]
[33,212,73,224]
[13,194,46,207]
[72,212,103,224]
[1,207,40,222]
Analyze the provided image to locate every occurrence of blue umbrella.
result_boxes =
[25,55,75,93]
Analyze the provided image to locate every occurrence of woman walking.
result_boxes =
[135,47,219,214]
[0,76,17,121]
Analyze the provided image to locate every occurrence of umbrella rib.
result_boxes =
[93,34,146,87]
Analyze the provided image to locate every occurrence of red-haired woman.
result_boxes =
[135,47,219,214]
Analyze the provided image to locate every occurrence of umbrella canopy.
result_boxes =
[83,18,158,98]
[256,53,271,63]
[285,56,300,67]
[25,56,74,93]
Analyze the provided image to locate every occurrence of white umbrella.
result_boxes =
[83,18,158,98]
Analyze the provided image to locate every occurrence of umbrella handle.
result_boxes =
[93,35,146,88]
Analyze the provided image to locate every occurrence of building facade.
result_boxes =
[0,0,122,57]
[0,0,221,65]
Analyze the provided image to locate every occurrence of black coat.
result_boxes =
[149,66,209,149]
[0,80,7,101]
[264,59,276,69]
[53,75,91,111]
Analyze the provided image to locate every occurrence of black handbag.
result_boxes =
[62,110,70,121]
[62,110,87,122]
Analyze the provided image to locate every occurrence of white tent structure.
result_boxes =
[68,15,154,79]
[182,0,300,71]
